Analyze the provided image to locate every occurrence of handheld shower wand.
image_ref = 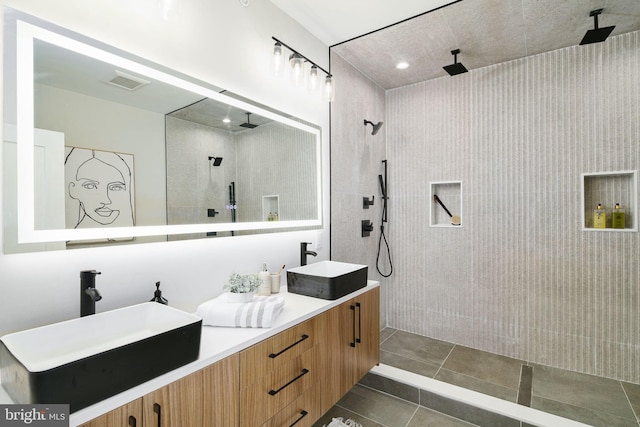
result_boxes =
[377,160,393,277]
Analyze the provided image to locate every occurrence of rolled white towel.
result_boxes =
[196,294,285,328]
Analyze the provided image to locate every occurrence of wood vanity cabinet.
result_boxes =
[79,286,379,427]
[318,286,380,414]
[78,354,239,427]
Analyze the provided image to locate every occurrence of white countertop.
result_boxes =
[0,282,379,426]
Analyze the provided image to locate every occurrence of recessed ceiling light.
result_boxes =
[223,118,231,124]
[396,62,409,70]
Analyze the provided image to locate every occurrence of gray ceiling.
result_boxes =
[331,0,640,90]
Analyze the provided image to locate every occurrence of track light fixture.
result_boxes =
[580,9,615,45]
[443,49,468,76]
[271,36,334,102]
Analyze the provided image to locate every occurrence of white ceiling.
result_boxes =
[271,0,640,90]
[269,0,454,46]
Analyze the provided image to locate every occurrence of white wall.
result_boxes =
[0,0,330,336]
[36,84,168,242]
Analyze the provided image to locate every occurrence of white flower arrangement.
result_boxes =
[224,273,261,293]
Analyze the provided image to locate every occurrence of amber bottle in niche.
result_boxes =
[593,203,607,228]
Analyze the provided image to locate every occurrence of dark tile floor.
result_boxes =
[313,328,640,427]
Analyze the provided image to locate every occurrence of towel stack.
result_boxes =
[196,293,285,328]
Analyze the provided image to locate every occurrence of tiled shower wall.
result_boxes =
[384,31,640,383]
[330,52,388,329]
[332,30,640,383]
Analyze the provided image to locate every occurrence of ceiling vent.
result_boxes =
[106,70,150,91]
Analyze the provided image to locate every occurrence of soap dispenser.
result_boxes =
[150,281,168,305]
[257,263,271,296]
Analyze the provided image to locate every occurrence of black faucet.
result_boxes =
[300,242,317,266]
[80,270,102,317]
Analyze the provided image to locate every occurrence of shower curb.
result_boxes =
[360,364,591,427]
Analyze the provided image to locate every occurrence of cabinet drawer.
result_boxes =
[241,349,318,427]
[260,382,320,427]
[240,317,316,388]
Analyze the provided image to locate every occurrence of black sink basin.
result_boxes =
[0,303,201,412]
[287,261,368,300]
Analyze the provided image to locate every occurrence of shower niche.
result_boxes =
[262,195,279,221]
[430,181,462,228]
[581,171,637,231]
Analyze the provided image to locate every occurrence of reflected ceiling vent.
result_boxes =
[443,49,468,76]
[106,70,151,91]
[580,9,615,45]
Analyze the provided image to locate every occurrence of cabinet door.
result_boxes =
[318,287,380,414]
[203,354,240,427]
[317,297,361,412]
[143,369,204,427]
[353,286,380,382]
[78,399,143,427]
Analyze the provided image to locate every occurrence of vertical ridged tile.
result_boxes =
[381,30,640,383]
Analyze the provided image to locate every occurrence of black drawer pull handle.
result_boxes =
[350,305,356,347]
[290,410,309,427]
[268,368,309,396]
[153,403,161,427]
[269,334,309,358]
[356,302,362,344]
[128,415,137,427]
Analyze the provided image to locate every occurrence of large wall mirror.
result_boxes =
[2,8,322,253]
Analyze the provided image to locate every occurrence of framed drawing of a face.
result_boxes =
[64,147,135,235]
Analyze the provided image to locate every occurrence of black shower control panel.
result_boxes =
[361,220,374,237]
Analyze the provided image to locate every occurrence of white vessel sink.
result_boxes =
[0,302,202,412]
[287,260,368,300]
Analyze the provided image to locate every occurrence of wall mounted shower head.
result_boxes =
[364,119,384,135]
[208,156,223,166]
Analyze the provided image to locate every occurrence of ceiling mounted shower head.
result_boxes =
[580,9,615,45]
[208,156,223,166]
[443,49,468,76]
[239,112,258,129]
[364,119,384,136]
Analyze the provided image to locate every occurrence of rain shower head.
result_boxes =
[364,119,384,135]
[208,156,223,166]
[240,112,258,129]
[580,9,615,45]
[443,49,468,76]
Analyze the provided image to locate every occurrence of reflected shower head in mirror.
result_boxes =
[208,156,223,166]
[364,119,384,135]
[240,112,258,129]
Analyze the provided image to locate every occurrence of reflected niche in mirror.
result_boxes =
[2,8,322,253]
